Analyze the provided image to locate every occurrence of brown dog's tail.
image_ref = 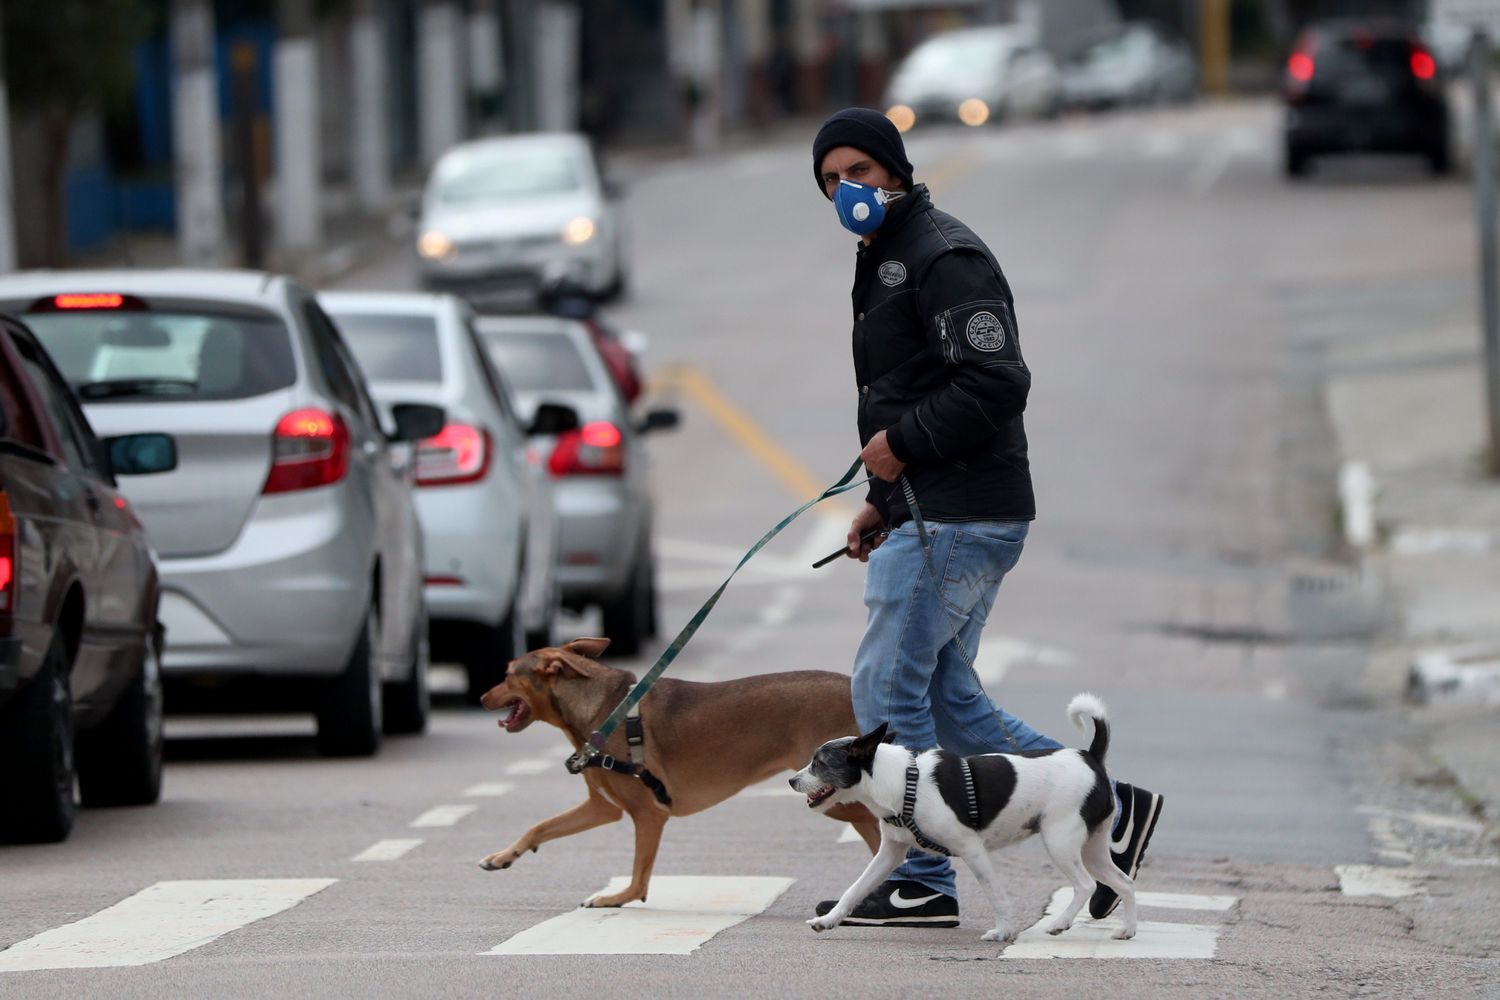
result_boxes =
[1067,692,1110,764]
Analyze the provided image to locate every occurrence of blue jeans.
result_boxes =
[851,518,1063,898]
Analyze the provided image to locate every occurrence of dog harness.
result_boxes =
[881,757,981,857]
[567,704,673,808]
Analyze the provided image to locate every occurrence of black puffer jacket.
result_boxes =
[852,185,1034,527]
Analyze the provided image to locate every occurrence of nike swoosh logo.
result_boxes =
[890,890,943,910]
[1110,815,1135,854]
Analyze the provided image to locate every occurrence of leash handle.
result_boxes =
[585,457,872,754]
[899,474,1022,753]
[812,526,884,569]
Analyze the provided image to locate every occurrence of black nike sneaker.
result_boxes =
[814,879,959,927]
[1089,781,1164,919]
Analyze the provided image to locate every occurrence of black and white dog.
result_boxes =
[791,693,1136,942]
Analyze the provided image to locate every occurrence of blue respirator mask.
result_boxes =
[833,179,904,236]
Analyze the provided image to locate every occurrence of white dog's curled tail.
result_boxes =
[1067,692,1110,763]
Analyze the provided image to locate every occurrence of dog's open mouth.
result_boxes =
[495,699,532,733]
[806,786,835,808]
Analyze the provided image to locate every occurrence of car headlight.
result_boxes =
[958,98,990,127]
[562,217,597,246]
[417,230,455,262]
[886,104,916,133]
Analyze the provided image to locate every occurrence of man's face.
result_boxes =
[819,146,902,200]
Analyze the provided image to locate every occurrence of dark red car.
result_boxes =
[0,315,177,843]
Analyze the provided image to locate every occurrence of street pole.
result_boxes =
[349,0,391,210]
[1200,0,1229,96]
[170,0,227,265]
[1472,28,1500,475]
[418,0,465,166]
[274,0,322,257]
[0,1,19,273]
[230,42,264,268]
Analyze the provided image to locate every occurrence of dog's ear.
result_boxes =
[532,656,587,680]
[847,723,890,770]
[561,637,611,660]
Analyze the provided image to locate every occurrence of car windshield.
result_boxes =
[480,331,595,392]
[431,146,583,204]
[22,306,297,402]
[331,313,443,383]
[902,33,1009,77]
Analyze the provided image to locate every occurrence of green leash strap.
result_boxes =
[567,456,870,772]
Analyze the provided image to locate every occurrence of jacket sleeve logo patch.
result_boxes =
[965,311,1006,352]
[878,261,908,287]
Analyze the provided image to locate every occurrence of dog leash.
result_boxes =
[898,474,1023,753]
[566,457,873,785]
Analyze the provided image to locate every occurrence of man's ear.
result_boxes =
[562,637,610,659]
[847,722,890,768]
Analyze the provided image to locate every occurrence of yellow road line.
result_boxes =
[655,365,851,509]
[923,150,982,195]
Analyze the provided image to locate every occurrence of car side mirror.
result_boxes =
[528,401,581,437]
[389,403,446,443]
[635,408,680,435]
[105,433,177,476]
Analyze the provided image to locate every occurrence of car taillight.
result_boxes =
[1287,52,1314,84]
[0,491,15,615]
[415,422,492,486]
[549,421,625,477]
[1411,47,1437,83]
[263,407,350,494]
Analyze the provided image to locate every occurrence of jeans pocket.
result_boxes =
[941,525,1026,614]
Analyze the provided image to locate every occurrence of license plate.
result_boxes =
[1340,79,1388,106]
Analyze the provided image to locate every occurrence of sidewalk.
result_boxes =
[1324,291,1500,851]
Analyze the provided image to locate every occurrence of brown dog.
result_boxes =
[477,637,880,907]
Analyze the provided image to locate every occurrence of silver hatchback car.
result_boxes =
[474,316,677,656]
[320,292,564,700]
[0,271,443,757]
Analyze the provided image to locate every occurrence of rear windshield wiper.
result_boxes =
[74,378,198,400]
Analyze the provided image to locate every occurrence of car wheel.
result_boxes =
[77,632,164,808]
[601,550,652,657]
[1285,143,1311,178]
[316,602,384,757]
[465,592,524,704]
[1428,142,1452,176]
[0,635,76,843]
[383,601,430,736]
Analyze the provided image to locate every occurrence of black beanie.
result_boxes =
[812,107,915,197]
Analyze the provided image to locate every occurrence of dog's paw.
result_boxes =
[1045,920,1071,936]
[1112,926,1137,941]
[980,925,1015,943]
[478,850,520,871]
[807,916,838,933]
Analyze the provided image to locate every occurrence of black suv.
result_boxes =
[1283,19,1451,177]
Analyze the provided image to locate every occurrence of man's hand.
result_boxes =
[848,503,886,563]
[860,430,906,483]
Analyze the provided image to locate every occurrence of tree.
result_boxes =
[2,0,154,264]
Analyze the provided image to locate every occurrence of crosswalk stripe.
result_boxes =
[837,825,865,844]
[464,782,514,797]
[0,879,336,972]
[484,876,794,955]
[411,804,477,828]
[505,758,553,776]
[1000,887,1236,960]
[351,839,423,862]
[1335,864,1428,898]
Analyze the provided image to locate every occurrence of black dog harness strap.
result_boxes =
[882,761,954,856]
[959,757,980,830]
[567,705,672,808]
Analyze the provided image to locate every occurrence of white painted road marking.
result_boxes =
[351,838,423,862]
[837,825,865,844]
[465,782,515,797]
[0,879,336,972]
[411,804,477,828]
[1336,865,1428,898]
[506,757,554,776]
[485,876,794,955]
[1001,887,1237,960]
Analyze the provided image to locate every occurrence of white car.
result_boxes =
[1060,24,1197,109]
[0,270,443,757]
[321,292,564,700]
[414,133,627,302]
[886,26,1061,130]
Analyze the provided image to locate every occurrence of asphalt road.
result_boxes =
[3,100,1497,998]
